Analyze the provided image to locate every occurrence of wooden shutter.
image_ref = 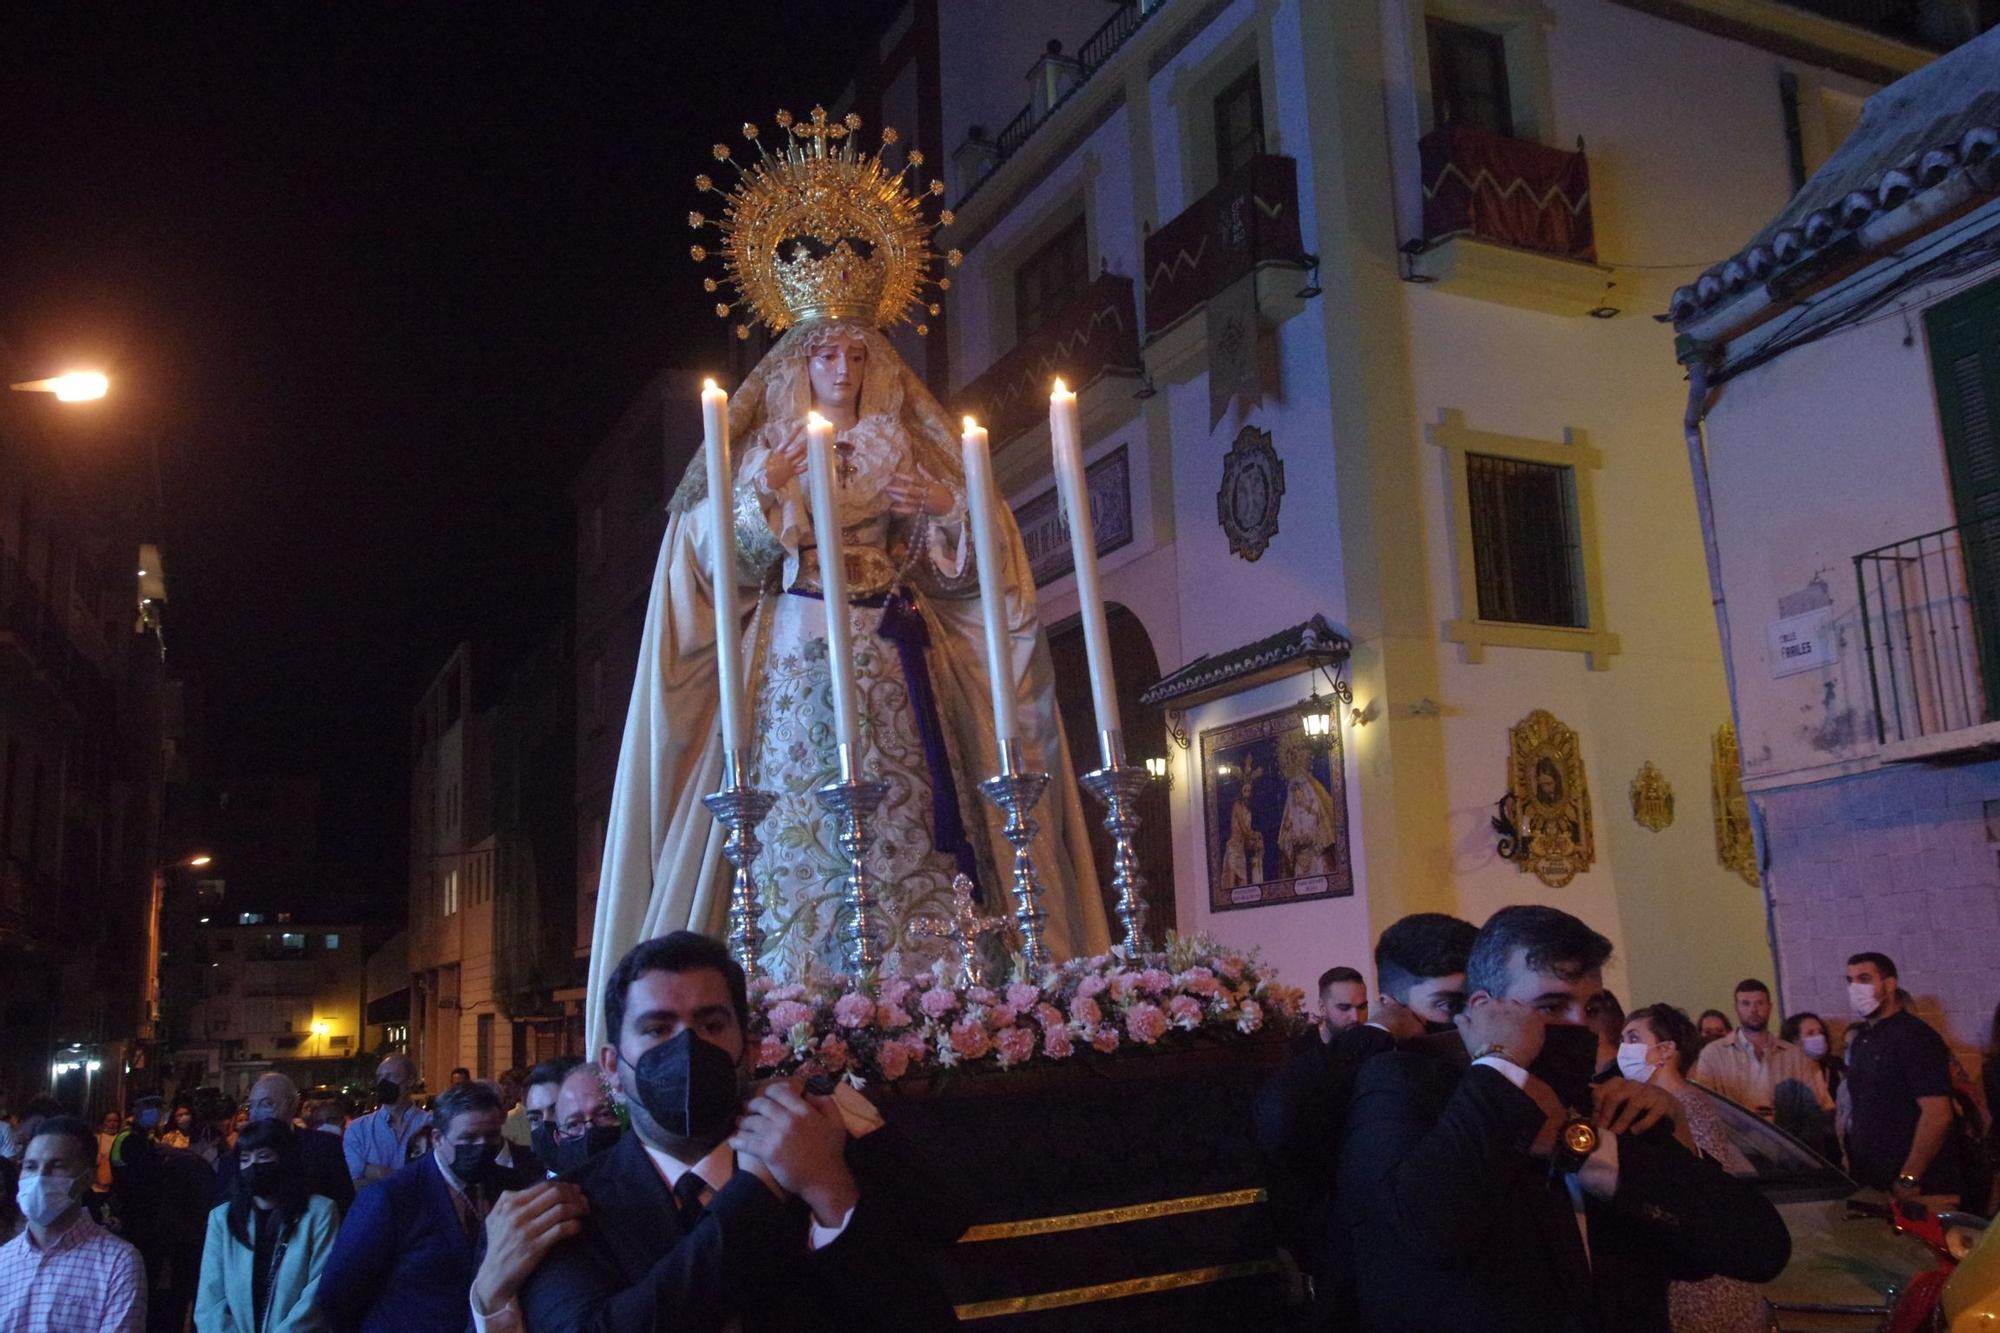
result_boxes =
[1926,277,2000,719]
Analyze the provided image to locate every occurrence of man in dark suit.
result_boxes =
[1253,912,1478,1328]
[318,1079,538,1332]
[1337,905,1792,1333]
[211,1072,355,1214]
[496,931,963,1333]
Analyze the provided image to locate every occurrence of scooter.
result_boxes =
[1843,1197,1988,1332]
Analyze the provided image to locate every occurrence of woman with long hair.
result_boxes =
[194,1117,339,1332]
[1621,1003,1770,1333]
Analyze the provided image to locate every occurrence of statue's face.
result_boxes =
[807,332,867,414]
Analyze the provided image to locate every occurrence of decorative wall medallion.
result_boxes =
[1217,424,1284,562]
[1507,709,1595,888]
[1629,761,1673,832]
[1712,722,1759,887]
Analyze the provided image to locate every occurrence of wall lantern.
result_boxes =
[1143,755,1173,789]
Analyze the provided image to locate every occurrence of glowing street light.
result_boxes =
[185,853,213,868]
[11,371,109,402]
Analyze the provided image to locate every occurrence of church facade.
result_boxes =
[832,0,1947,1009]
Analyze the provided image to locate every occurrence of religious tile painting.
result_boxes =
[1014,445,1134,587]
[1200,705,1352,912]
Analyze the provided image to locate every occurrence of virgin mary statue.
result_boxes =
[587,108,1109,1041]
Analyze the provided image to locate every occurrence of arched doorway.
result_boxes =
[1047,605,1176,939]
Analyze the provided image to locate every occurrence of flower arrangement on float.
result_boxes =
[748,933,1305,1085]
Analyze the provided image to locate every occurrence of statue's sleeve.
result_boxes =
[907,473,976,596]
[729,439,799,583]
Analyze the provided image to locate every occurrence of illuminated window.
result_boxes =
[324,934,340,950]
[444,869,460,917]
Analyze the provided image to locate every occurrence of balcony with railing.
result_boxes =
[1854,514,2000,759]
[953,271,1143,446]
[1404,125,1614,316]
[1142,154,1311,342]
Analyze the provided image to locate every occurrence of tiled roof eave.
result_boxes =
[1139,614,1352,709]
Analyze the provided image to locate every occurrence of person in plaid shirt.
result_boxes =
[0,1114,145,1332]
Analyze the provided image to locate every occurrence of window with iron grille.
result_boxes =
[1465,452,1585,627]
[1212,65,1265,183]
[1013,214,1089,344]
[1427,18,1513,138]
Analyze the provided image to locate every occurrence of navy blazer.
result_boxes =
[519,1126,963,1333]
[317,1151,531,1333]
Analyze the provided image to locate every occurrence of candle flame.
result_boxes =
[702,377,721,393]
[807,410,829,428]
[962,415,979,432]
[1051,377,1070,397]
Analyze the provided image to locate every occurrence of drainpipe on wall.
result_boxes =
[1676,339,1785,998]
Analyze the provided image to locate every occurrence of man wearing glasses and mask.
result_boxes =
[490,931,964,1332]
[345,1055,432,1189]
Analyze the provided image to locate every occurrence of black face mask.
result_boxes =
[375,1078,402,1105]
[529,1122,559,1175]
[1531,1022,1602,1112]
[450,1140,502,1190]
[241,1161,283,1197]
[555,1123,622,1173]
[1422,1019,1458,1037]
[623,1029,740,1141]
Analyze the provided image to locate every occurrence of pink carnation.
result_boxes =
[1136,968,1172,995]
[876,1003,912,1030]
[1006,983,1041,1011]
[1090,1025,1121,1054]
[949,1018,992,1060]
[757,1035,790,1068]
[1167,994,1204,1030]
[1216,957,1245,981]
[1176,967,1221,996]
[1070,996,1103,1029]
[879,977,914,1008]
[1033,1003,1065,1031]
[833,992,876,1029]
[767,1000,813,1033]
[994,1027,1036,1067]
[966,986,997,1006]
[986,1004,1018,1030]
[816,1034,850,1072]
[1235,999,1264,1033]
[877,1041,912,1081]
[1076,975,1110,1000]
[1124,1002,1167,1045]
[897,1034,929,1068]
[919,988,957,1020]
[1041,1025,1074,1059]
[767,983,807,1002]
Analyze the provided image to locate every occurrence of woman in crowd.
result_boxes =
[1621,1002,1768,1333]
[195,1117,339,1333]
[1780,1011,1844,1100]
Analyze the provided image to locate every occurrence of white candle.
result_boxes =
[959,416,1022,759]
[701,379,749,768]
[1049,379,1121,766]
[804,411,863,772]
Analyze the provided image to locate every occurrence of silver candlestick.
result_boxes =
[978,738,1053,970]
[1081,729,1152,956]
[816,743,891,976]
[702,750,778,982]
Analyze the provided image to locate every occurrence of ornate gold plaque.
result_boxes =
[1629,761,1673,832]
[1507,709,1595,888]
[1712,722,1759,886]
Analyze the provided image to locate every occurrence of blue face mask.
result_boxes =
[135,1108,162,1131]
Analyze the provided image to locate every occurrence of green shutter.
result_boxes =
[1927,276,2000,718]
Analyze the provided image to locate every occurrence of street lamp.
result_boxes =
[185,854,213,868]
[10,371,109,402]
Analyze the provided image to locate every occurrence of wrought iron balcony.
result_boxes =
[953,271,1142,445]
[1418,124,1596,263]
[1142,154,1309,341]
[1855,514,2000,750]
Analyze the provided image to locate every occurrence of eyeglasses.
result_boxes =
[553,1108,620,1142]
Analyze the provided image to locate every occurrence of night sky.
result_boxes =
[0,6,902,906]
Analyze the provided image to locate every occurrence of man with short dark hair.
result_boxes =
[1691,978,1832,1137]
[318,1080,542,1331]
[0,1115,146,1331]
[1315,966,1368,1043]
[1252,913,1478,1328]
[1339,905,1790,1332]
[509,930,963,1331]
[1843,951,1961,1202]
[521,1057,583,1177]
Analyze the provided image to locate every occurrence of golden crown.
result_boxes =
[690,106,960,338]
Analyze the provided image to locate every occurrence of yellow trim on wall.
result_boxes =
[1430,408,1621,670]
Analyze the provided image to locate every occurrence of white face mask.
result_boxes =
[1615,1040,1658,1083]
[1848,980,1883,1019]
[16,1172,81,1228]
[1800,1032,1830,1059]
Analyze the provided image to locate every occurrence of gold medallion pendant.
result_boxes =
[1629,760,1674,832]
